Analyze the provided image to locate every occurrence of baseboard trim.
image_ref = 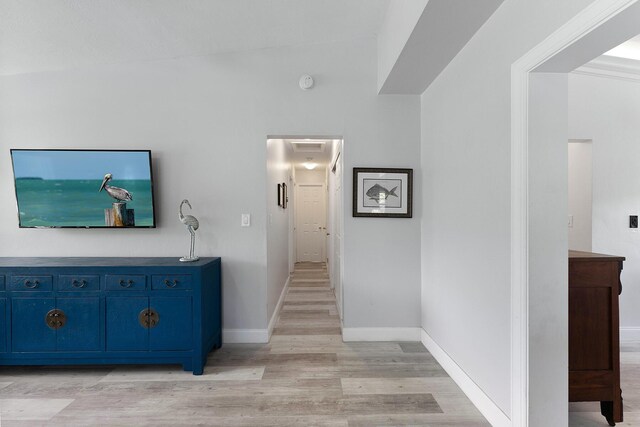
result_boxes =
[224,276,291,344]
[268,276,290,339]
[620,327,640,342]
[421,329,510,427]
[223,328,269,344]
[342,327,421,342]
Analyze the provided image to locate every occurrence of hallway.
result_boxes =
[272,262,341,337]
[238,262,491,426]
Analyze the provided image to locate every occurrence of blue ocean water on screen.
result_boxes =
[15,179,154,227]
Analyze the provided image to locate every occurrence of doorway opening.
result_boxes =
[265,136,344,339]
[567,139,592,253]
[512,2,640,424]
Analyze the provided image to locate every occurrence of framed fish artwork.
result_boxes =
[353,168,413,218]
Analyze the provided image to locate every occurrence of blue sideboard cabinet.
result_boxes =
[0,257,221,375]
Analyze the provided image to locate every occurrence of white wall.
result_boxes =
[568,140,593,251]
[420,0,593,420]
[569,72,640,340]
[0,37,421,336]
[294,168,325,185]
[528,73,569,426]
[266,139,291,329]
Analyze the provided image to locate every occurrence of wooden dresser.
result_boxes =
[569,250,624,426]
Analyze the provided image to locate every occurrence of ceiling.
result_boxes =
[378,0,504,94]
[604,34,640,61]
[0,0,389,76]
[572,32,640,78]
[284,139,335,170]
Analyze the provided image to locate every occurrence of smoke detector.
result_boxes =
[299,75,314,90]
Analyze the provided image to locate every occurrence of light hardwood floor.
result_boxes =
[0,262,490,426]
[569,343,640,426]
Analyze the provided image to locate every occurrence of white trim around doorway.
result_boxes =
[510,1,638,425]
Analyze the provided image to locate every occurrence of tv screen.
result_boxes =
[10,149,156,228]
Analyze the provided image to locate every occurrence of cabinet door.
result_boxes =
[12,298,56,352]
[106,297,148,351]
[149,297,192,351]
[57,297,101,351]
[0,298,6,352]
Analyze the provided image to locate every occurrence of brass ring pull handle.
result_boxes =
[45,309,66,330]
[164,279,178,288]
[119,279,134,288]
[72,279,87,288]
[24,280,39,289]
[138,308,159,329]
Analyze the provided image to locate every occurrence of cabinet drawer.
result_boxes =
[58,275,100,291]
[9,276,53,291]
[106,275,146,291]
[152,275,192,290]
[0,276,4,290]
[569,261,617,287]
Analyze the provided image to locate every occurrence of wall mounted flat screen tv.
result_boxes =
[11,149,156,228]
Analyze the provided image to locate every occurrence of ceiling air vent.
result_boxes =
[291,142,325,153]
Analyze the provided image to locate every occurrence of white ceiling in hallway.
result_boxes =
[0,0,389,76]
[285,139,335,170]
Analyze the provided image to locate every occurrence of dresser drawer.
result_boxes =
[152,275,192,290]
[569,261,617,287]
[9,276,53,291]
[106,275,146,291]
[0,276,4,290]
[58,275,100,291]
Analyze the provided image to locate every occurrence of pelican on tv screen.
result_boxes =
[10,149,156,228]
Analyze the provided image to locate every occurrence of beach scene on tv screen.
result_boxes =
[12,150,154,227]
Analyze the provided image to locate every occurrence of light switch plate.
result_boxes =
[568,215,573,228]
[241,214,251,227]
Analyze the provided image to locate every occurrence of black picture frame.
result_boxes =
[277,183,282,207]
[282,182,288,209]
[353,167,413,218]
[10,149,157,228]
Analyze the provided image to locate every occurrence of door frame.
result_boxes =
[511,0,640,424]
[328,142,344,320]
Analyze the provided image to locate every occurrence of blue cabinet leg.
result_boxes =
[191,357,204,375]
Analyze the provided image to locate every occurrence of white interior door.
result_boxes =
[296,184,326,262]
